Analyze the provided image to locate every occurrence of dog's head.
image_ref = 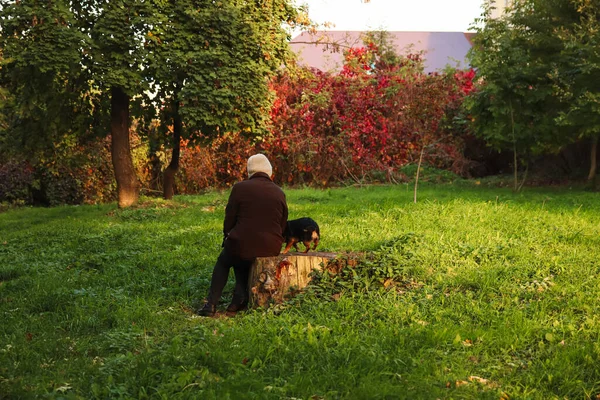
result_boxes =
[301,226,319,242]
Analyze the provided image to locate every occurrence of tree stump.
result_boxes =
[249,252,336,307]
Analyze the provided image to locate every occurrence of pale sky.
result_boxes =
[295,0,486,32]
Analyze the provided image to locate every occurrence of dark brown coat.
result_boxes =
[223,172,288,260]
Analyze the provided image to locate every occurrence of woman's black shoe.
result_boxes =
[197,303,216,317]
[226,301,249,314]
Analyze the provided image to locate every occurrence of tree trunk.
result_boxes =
[249,252,337,307]
[163,97,182,200]
[588,134,598,183]
[110,86,139,208]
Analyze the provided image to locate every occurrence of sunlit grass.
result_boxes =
[1,183,599,399]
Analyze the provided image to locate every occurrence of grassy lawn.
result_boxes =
[1,182,599,399]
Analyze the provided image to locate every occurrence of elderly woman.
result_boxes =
[197,154,288,316]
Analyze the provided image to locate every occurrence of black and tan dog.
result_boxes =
[282,217,320,253]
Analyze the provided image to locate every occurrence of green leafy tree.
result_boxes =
[0,0,153,207]
[0,1,93,160]
[87,1,155,207]
[468,0,600,189]
[467,2,564,190]
[548,0,600,185]
[1,0,302,204]
[145,0,301,199]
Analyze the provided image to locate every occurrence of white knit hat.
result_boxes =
[247,154,273,178]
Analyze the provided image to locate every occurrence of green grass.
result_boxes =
[1,183,599,399]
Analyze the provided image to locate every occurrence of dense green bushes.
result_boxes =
[0,160,33,204]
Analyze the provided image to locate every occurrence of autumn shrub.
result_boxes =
[130,131,152,197]
[177,144,217,193]
[0,159,34,204]
[72,136,118,204]
[263,69,353,186]
[262,34,476,186]
[173,132,259,193]
[0,136,118,206]
[208,132,256,186]
[34,166,84,205]
[47,136,119,205]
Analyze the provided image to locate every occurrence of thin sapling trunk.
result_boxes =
[510,101,519,192]
[414,146,425,204]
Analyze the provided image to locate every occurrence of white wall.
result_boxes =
[489,0,511,18]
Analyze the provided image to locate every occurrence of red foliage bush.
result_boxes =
[258,43,475,185]
[177,132,254,192]
[177,144,217,193]
[260,69,353,186]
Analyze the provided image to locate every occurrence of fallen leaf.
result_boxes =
[468,376,488,384]
[455,380,469,387]
[55,384,72,393]
[468,375,499,388]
